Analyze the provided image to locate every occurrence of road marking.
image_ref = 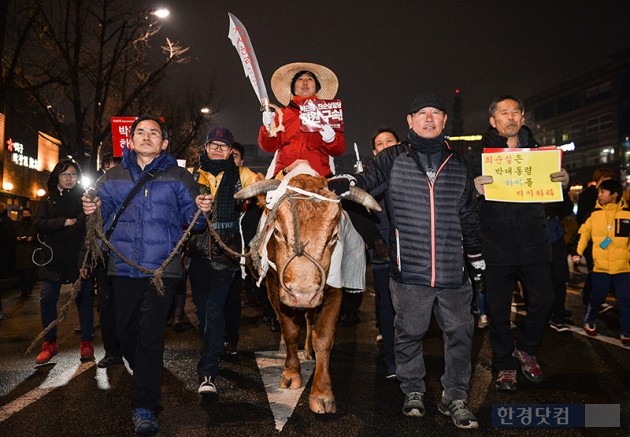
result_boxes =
[511,306,625,348]
[255,349,315,432]
[0,357,95,422]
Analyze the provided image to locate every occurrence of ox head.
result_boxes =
[235,174,380,309]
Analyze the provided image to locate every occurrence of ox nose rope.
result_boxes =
[277,196,327,297]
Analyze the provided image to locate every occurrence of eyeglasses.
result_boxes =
[206,142,231,151]
[59,172,78,178]
[133,128,162,139]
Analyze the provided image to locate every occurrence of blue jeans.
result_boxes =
[476,290,487,316]
[586,272,630,335]
[390,280,473,401]
[40,279,94,342]
[188,258,236,378]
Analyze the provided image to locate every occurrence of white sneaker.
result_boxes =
[477,314,489,329]
[198,376,217,394]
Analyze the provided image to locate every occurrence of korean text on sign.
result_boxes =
[481,147,563,203]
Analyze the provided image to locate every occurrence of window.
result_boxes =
[560,123,583,142]
[557,93,583,115]
[586,146,616,166]
[539,129,556,146]
[585,81,612,104]
[586,113,613,134]
[562,151,582,170]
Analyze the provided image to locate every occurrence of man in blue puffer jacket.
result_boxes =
[83,116,212,435]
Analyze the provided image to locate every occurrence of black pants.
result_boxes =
[112,276,176,410]
[224,274,243,345]
[486,263,553,371]
[96,266,121,358]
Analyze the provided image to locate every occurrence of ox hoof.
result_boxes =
[303,349,314,360]
[309,394,336,414]
[279,370,302,389]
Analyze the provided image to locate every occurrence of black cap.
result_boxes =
[409,93,447,114]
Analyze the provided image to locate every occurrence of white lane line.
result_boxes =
[255,349,315,432]
[511,307,626,348]
[0,358,96,422]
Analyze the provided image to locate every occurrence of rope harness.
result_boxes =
[250,190,336,300]
[26,195,249,356]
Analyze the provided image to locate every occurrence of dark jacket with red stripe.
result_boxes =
[356,140,481,287]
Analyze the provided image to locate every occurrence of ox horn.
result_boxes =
[234,179,282,200]
[343,186,382,212]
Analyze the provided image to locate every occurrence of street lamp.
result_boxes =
[151,8,170,19]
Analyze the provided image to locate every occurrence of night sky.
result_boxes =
[155,0,630,157]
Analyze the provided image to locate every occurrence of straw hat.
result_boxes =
[270,62,339,106]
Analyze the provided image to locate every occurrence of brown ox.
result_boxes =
[235,173,379,414]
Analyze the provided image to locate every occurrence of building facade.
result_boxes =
[525,49,630,187]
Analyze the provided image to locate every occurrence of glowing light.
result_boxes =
[81,175,93,189]
[37,188,46,197]
[447,135,483,141]
[559,142,575,152]
[151,8,170,19]
[2,182,14,191]
[200,107,211,114]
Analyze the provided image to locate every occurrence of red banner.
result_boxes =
[110,116,137,157]
[299,99,344,132]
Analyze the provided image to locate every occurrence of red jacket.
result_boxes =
[258,98,345,177]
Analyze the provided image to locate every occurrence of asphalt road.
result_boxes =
[0,267,628,436]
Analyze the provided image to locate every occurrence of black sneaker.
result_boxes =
[402,392,425,417]
[549,321,570,332]
[223,342,238,356]
[438,397,479,429]
[97,355,124,368]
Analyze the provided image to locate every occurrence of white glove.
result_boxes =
[320,124,336,143]
[474,175,493,196]
[550,168,570,188]
[262,110,275,130]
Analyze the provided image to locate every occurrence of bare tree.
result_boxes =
[2,0,204,172]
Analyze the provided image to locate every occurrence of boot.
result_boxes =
[36,340,58,364]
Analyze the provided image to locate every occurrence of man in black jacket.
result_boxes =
[473,95,570,393]
[329,93,482,429]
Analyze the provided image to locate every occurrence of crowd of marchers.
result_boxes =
[1,61,628,436]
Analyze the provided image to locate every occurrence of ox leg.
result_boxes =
[303,310,315,360]
[267,278,303,390]
[309,286,342,414]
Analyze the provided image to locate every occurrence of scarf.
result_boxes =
[199,154,240,224]
[406,130,445,183]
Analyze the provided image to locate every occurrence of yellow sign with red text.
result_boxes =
[481,147,563,202]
